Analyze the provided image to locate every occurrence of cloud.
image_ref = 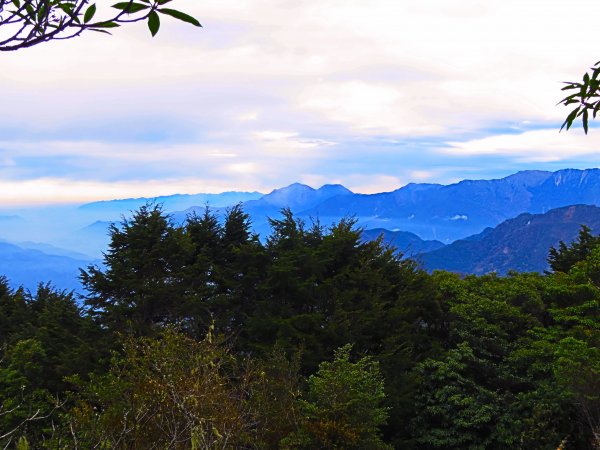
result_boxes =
[2,0,600,204]
[442,129,600,163]
[0,177,263,205]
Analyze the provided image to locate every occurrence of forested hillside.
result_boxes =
[420,204,600,274]
[0,205,598,449]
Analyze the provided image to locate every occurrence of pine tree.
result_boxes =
[80,203,189,335]
[548,225,600,273]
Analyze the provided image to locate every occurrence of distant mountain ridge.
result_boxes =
[247,183,353,211]
[419,204,600,275]
[80,191,263,220]
[0,241,93,292]
[2,168,600,292]
[294,169,600,242]
[173,184,354,233]
[360,228,445,256]
[119,168,600,246]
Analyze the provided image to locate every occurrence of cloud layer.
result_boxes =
[1,0,600,204]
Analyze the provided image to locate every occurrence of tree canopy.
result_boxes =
[2,205,600,448]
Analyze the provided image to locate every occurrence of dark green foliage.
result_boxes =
[283,345,391,450]
[248,209,439,369]
[548,225,600,273]
[0,283,108,448]
[560,61,600,133]
[2,203,600,448]
[81,203,190,335]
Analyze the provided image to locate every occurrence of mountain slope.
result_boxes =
[79,191,263,219]
[173,183,355,236]
[361,228,445,256]
[420,204,600,275]
[298,169,600,242]
[237,183,353,216]
[0,241,92,292]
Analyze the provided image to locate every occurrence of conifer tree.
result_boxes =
[81,203,189,335]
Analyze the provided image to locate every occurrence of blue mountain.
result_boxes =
[174,183,354,236]
[360,228,445,256]
[419,204,600,275]
[0,241,93,292]
[295,169,600,242]
[36,168,600,261]
[79,191,263,220]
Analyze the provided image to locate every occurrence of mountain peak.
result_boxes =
[316,184,353,195]
[268,183,314,194]
[502,170,552,185]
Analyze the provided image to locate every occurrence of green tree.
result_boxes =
[0,278,31,346]
[0,283,108,448]
[548,226,600,274]
[554,337,600,449]
[209,204,266,337]
[81,203,191,335]
[179,207,223,335]
[545,246,600,448]
[410,272,577,449]
[0,0,201,52]
[68,328,301,449]
[283,344,391,450]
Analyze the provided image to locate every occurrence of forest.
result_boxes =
[0,204,598,449]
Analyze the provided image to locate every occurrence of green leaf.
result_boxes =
[583,109,589,134]
[560,108,579,132]
[89,28,113,34]
[158,8,201,27]
[24,3,35,18]
[157,0,173,4]
[84,4,96,23]
[37,3,47,22]
[148,10,160,36]
[112,2,150,13]
[91,21,120,28]
[561,82,579,91]
[12,0,20,8]
[593,101,600,118]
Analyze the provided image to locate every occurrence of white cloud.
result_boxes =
[442,129,600,163]
[4,0,598,133]
[341,174,406,194]
[0,177,264,205]
[2,0,600,203]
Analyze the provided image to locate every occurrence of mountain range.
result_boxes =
[0,240,94,292]
[295,169,600,242]
[2,168,600,291]
[174,168,600,244]
[360,229,445,256]
[79,191,263,220]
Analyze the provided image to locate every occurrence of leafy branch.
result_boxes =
[559,61,600,134]
[0,0,201,51]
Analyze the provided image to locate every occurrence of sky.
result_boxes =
[2,0,600,205]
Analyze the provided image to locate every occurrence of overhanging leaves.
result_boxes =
[158,7,201,27]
